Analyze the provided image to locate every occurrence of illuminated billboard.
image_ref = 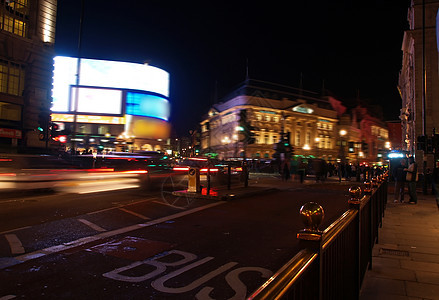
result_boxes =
[125,92,170,121]
[52,56,169,113]
[51,113,126,124]
[70,86,123,115]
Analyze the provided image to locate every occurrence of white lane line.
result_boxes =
[6,201,226,269]
[152,200,185,210]
[0,226,31,235]
[4,234,25,254]
[87,197,158,215]
[118,208,150,220]
[78,185,139,194]
[86,206,117,215]
[77,219,107,232]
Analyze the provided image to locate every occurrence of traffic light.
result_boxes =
[348,142,355,153]
[50,122,60,139]
[38,112,50,141]
[238,109,256,144]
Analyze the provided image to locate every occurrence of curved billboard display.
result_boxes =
[52,56,169,114]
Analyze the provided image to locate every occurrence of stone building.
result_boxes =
[0,0,57,152]
[200,80,340,161]
[399,0,439,169]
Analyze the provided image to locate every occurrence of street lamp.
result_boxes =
[339,129,347,162]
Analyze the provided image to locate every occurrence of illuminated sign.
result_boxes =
[0,128,21,139]
[258,110,276,114]
[388,152,404,158]
[125,92,170,121]
[70,86,123,115]
[292,106,313,114]
[52,56,169,113]
[51,113,125,124]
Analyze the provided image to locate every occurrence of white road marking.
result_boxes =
[152,200,185,210]
[118,208,150,220]
[77,219,107,232]
[4,201,226,269]
[78,185,139,194]
[0,295,16,300]
[4,234,25,254]
[0,226,31,235]
[87,197,158,215]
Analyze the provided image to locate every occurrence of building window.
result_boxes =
[273,116,279,122]
[98,125,109,135]
[306,132,311,145]
[295,130,300,146]
[78,124,92,134]
[0,60,25,96]
[1,0,29,38]
[265,115,270,122]
[264,134,269,144]
[0,101,21,121]
[256,114,262,121]
[272,135,277,144]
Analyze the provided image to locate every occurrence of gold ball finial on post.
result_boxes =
[348,185,363,205]
[297,202,325,241]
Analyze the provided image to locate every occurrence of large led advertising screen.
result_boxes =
[52,56,170,113]
[70,86,123,115]
[125,92,170,121]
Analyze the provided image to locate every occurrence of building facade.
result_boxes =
[399,0,439,170]
[200,80,390,164]
[200,80,340,161]
[0,0,57,152]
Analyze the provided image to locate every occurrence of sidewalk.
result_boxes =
[360,190,439,300]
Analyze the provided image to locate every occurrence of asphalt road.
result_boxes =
[0,178,354,299]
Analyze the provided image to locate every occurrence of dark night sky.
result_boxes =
[54,1,411,136]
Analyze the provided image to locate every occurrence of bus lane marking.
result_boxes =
[2,201,226,269]
[4,234,24,254]
[102,249,273,299]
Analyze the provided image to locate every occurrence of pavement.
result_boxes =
[360,187,439,300]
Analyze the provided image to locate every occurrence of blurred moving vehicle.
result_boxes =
[0,153,150,193]
[0,154,77,191]
[0,152,245,194]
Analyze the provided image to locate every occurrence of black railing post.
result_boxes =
[348,185,362,299]
[297,202,324,300]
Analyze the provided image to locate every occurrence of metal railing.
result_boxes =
[248,173,388,300]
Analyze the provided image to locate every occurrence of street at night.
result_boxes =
[1,0,439,299]
[0,177,353,299]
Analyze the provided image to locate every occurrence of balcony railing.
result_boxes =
[248,173,388,300]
